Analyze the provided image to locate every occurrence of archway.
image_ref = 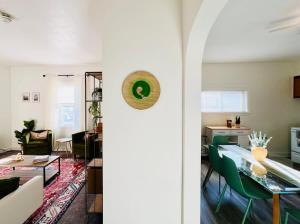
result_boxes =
[182,0,228,223]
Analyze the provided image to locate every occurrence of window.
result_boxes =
[201,91,248,113]
[56,86,80,129]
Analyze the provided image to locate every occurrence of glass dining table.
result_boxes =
[218,145,300,224]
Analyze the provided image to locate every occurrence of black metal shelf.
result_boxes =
[86,100,102,103]
[84,71,103,223]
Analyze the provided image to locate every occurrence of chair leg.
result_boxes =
[218,174,221,194]
[284,212,289,224]
[202,165,213,189]
[249,200,253,219]
[215,184,227,213]
[242,198,253,224]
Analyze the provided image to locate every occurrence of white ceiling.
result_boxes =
[0,0,102,65]
[203,0,300,63]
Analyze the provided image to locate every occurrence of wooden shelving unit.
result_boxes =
[87,158,103,214]
[84,72,103,223]
[88,194,103,213]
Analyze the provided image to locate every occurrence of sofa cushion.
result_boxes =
[0,177,20,199]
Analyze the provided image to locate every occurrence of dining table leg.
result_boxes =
[273,194,280,224]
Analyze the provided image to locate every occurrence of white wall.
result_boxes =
[182,0,203,50]
[0,65,11,149]
[10,64,100,148]
[202,61,300,157]
[295,58,300,73]
[101,0,182,223]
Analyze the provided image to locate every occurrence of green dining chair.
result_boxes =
[216,155,272,224]
[284,208,300,224]
[202,136,237,191]
[202,145,223,191]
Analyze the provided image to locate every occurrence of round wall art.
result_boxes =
[122,71,160,110]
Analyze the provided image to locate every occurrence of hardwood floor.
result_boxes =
[58,186,102,224]
[201,158,300,224]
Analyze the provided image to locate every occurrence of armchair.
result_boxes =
[72,131,101,159]
[22,130,52,155]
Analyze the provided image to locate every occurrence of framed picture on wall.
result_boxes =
[32,92,40,103]
[22,92,30,102]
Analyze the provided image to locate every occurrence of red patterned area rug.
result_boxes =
[0,158,85,224]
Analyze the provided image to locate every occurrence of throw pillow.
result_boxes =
[0,177,20,199]
[30,131,48,140]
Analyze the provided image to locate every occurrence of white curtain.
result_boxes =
[45,76,85,141]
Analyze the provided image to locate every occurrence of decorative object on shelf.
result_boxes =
[14,120,35,144]
[32,92,40,103]
[92,87,102,102]
[88,101,102,127]
[22,92,30,102]
[235,116,241,128]
[226,119,232,128]
[122,70,160,110]
[95,122,102,133]
[248,131,272,162]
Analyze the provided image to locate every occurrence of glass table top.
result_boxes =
[218,145,300,194]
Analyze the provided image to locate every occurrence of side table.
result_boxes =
[55,138,72,156]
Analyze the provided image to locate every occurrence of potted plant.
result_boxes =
[88,87,102,133]
[235,116,241,128]
[92,87,102,101]
[14,120,35,146]
[248,131,272,162]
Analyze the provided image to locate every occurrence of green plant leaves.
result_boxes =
[14,120,35,144]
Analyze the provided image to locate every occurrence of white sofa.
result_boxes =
[0,176,43,224]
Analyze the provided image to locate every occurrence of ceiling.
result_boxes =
[0,0,102,65]
[203,0,300,63]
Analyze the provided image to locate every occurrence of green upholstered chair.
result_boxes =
[208,145,223,175]
[284,208,300,224]
[202,136,237,191]
[216,155,272,224]
[22,130,52,155]
[72,131,101,159]
[202,145,223,191]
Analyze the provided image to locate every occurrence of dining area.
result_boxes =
[201,135,300,224]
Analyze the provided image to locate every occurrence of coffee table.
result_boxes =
[0,155,60,186]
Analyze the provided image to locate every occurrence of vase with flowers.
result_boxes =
[248,131,272,162]
[235,116,241,128]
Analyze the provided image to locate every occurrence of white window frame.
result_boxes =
[55,86,81,130]
[201,90,249,113]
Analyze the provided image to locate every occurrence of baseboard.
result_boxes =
[269,152,290,158]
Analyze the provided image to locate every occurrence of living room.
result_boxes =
[0,1,103,223]
[0,63,103,222]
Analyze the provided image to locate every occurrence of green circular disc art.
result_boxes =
[122,71,160,110]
